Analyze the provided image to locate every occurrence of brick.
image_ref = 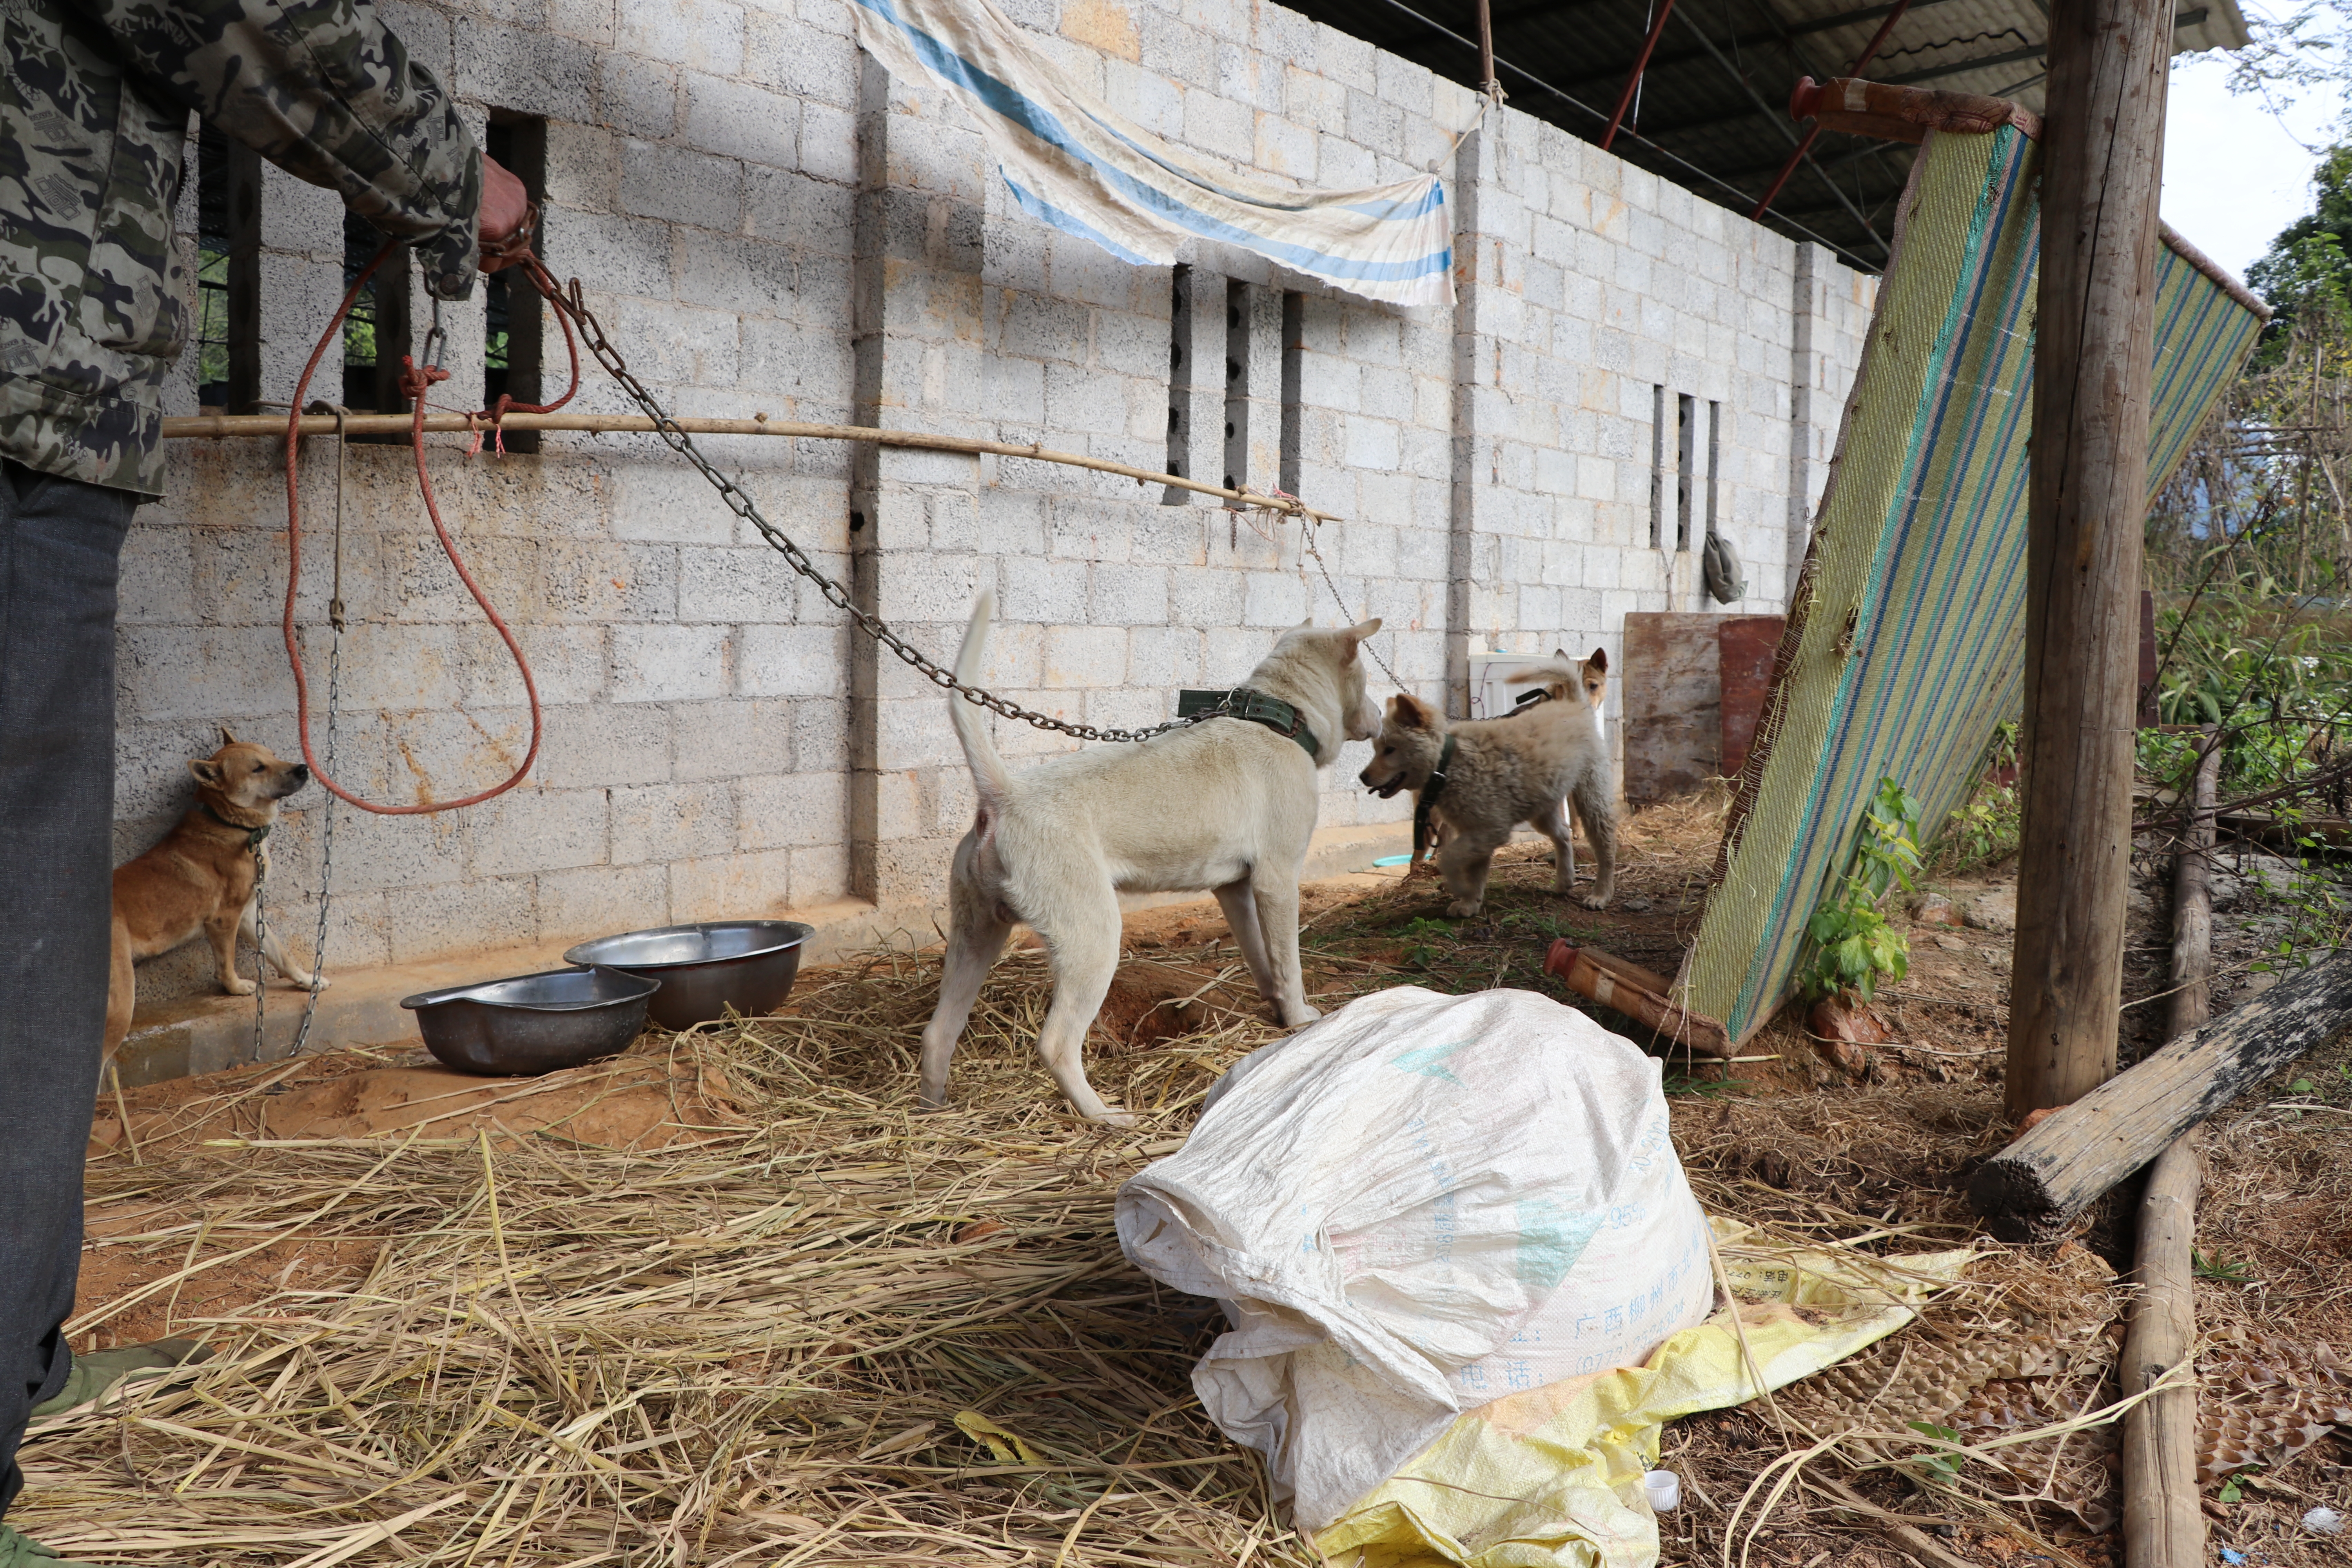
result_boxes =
[455,22,595,121]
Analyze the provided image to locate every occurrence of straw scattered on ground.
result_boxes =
[29,799,2350,1566]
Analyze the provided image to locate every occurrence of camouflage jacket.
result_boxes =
[1,0,481,497]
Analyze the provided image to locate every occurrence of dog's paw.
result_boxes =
[292,973,328,991]
[222,977,258,996]
[1279,1002,1322,1028]
[1578,891,1613,911]
[1445,899,1482,918]
[1089,1107,1140,1128]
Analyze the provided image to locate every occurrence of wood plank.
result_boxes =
[1964,943,2352,1239]
[1622,612,1723,804]
[1717,615,1786,780]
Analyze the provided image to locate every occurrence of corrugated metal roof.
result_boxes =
[1290,0,2249,270]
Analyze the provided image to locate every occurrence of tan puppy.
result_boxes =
[105,731,327,1058]
[1359,650,1617,916]
[920,592,1383,1124]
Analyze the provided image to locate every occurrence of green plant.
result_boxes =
[1905,1421,1967,1483]
[1394,916,1452,969]
[2218,1468,2260,1504]
[1801,778,1923,1005]
[2195,1250,2254,1285]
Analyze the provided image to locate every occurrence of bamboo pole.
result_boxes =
[2121,731,2217,1568]
[157,412,1342,523]
[2006,0,2172,1118]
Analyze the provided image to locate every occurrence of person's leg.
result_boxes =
[0,460,136,1516]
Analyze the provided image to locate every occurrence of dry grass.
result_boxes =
[28,951,1306,1567]
[26,799,2350,1567]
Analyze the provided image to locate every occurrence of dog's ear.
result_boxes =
[218,725,240,747]
[1588,647,1609,675]
[1339,617,1381,663]
[189,757,225,788]
[1392,692,1437,731]
[1554,648,1571,663]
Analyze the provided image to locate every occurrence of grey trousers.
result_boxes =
[0,459,135,1515]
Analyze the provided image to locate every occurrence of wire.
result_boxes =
[1363,0,1885,272]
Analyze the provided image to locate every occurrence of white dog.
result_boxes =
[918,593,1382,1123]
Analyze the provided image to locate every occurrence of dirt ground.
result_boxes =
[54,795,2352,1568]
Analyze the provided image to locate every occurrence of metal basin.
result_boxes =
[563,920,811,1030]
[399,967,661,1076]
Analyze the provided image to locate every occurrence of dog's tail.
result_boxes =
[1503,654,1579,691]
[951,591,1012,807]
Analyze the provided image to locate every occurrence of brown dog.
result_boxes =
[1359,650,1618,916]
[105,731,327,1058]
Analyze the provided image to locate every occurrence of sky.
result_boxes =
[2162,45,2342,281]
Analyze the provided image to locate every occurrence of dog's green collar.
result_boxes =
[204,803,270,851]
[1217,688,1321,760]
[1412,734,1459,867]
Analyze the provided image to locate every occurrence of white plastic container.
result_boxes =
[1644,1470,1682,1513]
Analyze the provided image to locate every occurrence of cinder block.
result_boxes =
[1090,561,1170,625]
[539,862,670,942]
[387,874,538,964]
[468,786,611,876]
[670,846,797,921]
[670,697,797,778]
[1043,624,1127,687]
[1242,571,1308,628]
[613,623,730,702]
[619,138,746,230]
[684,73,801,168]
[738,769,848,849]
[740,623,849,697]
[619,0,746,73]
[609,779,734,865]
[455,21,595,121]
[596,52,677,138]
[535,701,671,788]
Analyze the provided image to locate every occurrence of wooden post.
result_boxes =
[2120,732,2217,1568]
[2007,0,2173,1118]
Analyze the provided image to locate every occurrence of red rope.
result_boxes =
[281,241,581,813]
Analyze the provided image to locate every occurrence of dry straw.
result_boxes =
[27,949,1315,1567]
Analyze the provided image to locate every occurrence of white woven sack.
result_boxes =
[1116,985,1714,1530]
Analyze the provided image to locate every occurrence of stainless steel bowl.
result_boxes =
[562,920,812,1030]
[399,966,661,1076]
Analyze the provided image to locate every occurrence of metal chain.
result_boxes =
[1298,512,1403,689]
[539,272,1235,746]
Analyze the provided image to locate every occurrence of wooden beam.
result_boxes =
[2120,733,2217,1568]
[1965,942,2352,1238]
[2006,0,2172,1118]
[156,412,1343,521]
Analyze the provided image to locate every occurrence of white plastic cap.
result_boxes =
[1644,1470,1681,1513]
[2303,1506,2345,1535]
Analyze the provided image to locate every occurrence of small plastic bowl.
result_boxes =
[399,966,660,1076]
[563,920,812,1031]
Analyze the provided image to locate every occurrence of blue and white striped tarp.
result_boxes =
[849,0,1457,307]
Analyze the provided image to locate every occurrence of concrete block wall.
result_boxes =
[122,0,1872,1009]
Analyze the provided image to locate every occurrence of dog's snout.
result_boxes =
[291,764,310,782]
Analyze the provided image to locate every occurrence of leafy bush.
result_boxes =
[1801,778,1923,1005]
